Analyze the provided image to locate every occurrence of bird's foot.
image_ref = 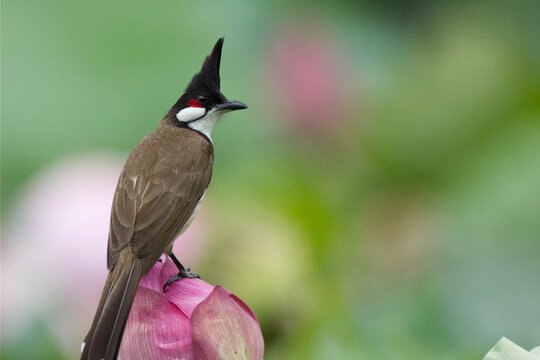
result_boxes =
[163,268,200,292]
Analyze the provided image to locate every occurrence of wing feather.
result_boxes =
[107,129,213,272]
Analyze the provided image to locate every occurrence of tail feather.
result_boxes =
[81,270,114,358]
[82,253,143,360]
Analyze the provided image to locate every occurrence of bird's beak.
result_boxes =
[216,100,248,111]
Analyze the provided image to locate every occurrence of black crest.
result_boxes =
[186,38,224,92]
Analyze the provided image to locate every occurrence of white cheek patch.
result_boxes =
[176,107,206,123]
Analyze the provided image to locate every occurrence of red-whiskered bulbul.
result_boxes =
[81,38,247,360]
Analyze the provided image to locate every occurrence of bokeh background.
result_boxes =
[2,0,540,359]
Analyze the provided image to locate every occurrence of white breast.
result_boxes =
[180,193,205,235]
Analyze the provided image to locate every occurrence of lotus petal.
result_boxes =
[119,287,195,360]
[191,286,264,360]
[157,261,213,317]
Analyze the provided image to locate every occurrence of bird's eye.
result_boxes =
[197,95,207,104]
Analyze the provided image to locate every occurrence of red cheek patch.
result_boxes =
[188,99,203,108]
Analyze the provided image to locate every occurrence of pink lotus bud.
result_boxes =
[119,259,264,360]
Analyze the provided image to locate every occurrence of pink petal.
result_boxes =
[138,260,166,292]
[164,278,215,319]
[228,294,259,325]
[119,287,196,360]
[191,286,264,360]
[158,259,215,318]
[159,257,183,283]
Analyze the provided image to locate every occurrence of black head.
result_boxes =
[164,38,247,125]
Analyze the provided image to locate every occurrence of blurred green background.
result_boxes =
[2,0,540,359]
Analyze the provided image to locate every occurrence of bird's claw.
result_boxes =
[163,268,200,292]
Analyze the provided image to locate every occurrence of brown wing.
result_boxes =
[107,128,213,272]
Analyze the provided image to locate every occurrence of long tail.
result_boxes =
[81,251,143,360]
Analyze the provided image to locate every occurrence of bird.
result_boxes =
[81,37,247,360]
